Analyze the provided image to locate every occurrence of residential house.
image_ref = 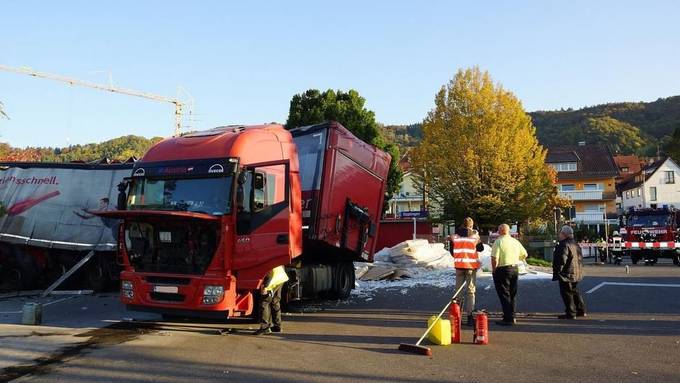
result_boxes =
[613,154,644,183]
[546,143,619,231]
[385,152,441,218]
[619,157,680,211]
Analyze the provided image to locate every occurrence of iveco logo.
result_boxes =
[208,164,224,174]
[133,168,146,177]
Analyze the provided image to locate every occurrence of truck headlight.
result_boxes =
[121,280,134,299]
[202,285,224,305]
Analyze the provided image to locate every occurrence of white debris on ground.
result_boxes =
[351,239,551,300]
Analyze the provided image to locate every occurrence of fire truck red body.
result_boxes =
[619,206,680,266]
[100,121,390,318]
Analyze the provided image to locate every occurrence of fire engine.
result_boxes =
[619,206,680,266]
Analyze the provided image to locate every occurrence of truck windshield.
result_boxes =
[629,214,670,227]
[127,176,232,215]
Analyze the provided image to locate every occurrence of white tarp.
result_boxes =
[369,241,527,273]
[0,164,131,250]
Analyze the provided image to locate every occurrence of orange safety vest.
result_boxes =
[452,236,481,270]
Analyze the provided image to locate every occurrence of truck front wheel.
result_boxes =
[631,255,640,265]
[329,262,355,300]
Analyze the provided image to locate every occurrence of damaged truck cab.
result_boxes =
[103,122,390,319]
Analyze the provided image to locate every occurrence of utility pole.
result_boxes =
[0,64,189,136]
[603,201,609,263]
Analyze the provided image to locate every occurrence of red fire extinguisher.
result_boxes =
[473,310,488,345]
[449,300,461,344]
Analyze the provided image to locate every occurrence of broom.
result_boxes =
[398,281,467,356]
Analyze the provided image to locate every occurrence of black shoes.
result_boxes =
[253,328,272,335]
[271,326,282,333]
[576,311,587,317]
[495,319,515,326]
[558,314,575,320]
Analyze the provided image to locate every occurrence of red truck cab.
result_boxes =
[102,122,390,319]
[103,124,302,318]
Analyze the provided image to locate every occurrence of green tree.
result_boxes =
[581,117,646,154]
[412,67,560,228]
[285,89,402,212]
[664,124,680,164]
[0,135,163,162]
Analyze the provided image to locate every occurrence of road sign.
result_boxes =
[400,211,428,218]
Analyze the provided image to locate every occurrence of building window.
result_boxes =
[650,187,657,201]
[560,184,576,191]
[664,171,675,184]
[584,204,604,212]
[621,166,629,172]
[625,191,630,199]
[583,183,601,191]
[549,162,577,172]
[637,188,641,197]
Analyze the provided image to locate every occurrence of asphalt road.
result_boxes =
[2,261,680,383]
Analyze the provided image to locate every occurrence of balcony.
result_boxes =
[574,212,604,222]
[559,190,616,201]
[573,212,619,224]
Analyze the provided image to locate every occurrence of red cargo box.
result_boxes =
[291,121,391,262]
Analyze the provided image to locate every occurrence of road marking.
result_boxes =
[586,282,680,294]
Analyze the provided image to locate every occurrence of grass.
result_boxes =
[525,257,552,267]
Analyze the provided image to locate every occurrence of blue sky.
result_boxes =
[1,0,679,148]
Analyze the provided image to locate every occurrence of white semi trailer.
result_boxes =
[0,161,132,292]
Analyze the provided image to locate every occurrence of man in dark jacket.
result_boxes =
[553,225,587,319]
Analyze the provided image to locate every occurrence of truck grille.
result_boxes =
[125,220,218,275]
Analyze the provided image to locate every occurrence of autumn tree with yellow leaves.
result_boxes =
[412,67,564,228]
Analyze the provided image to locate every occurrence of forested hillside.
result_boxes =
[383,96,680,156]
[530,96,680,155]
[0,135,163,162]
[382,123,422,150]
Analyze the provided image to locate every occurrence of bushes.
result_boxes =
[526,257,552,267]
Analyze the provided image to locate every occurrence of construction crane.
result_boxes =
[0,64,190,136]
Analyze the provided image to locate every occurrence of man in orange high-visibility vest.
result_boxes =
[452,217,482,326]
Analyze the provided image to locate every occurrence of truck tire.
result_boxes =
[631,255,640,265]
[672,254,679,266]
[329,262,354,300]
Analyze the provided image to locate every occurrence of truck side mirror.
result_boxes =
[253,173,265,190]
[237,170,248,185]
[236,184,244,211]
[252,172,265,212]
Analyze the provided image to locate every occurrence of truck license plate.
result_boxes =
[154,285,178,294]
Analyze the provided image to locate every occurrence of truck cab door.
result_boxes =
[233,162,291,282]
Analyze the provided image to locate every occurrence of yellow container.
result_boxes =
[427,315,451,345]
